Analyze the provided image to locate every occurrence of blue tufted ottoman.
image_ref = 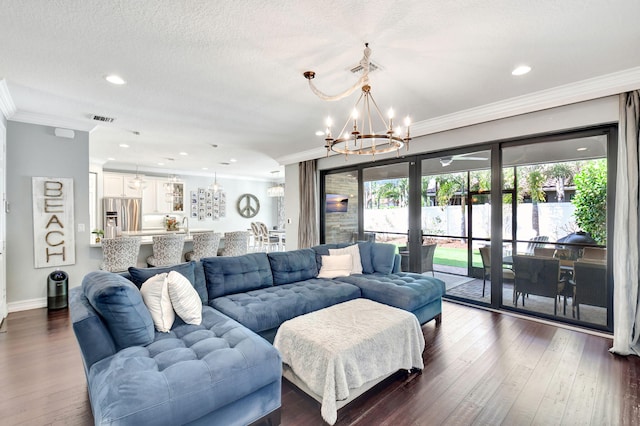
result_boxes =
[333,272,446,325]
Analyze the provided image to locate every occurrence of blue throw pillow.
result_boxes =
[83,271,154,350]
[371,243,397,274]
[128,262,196,289]
[358,241,374,274]
[268,249,319,285]
[202,253,273,299]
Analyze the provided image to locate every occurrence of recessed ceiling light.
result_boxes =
[315,130,325,136]
[512,65,532,76]
[229,158,237,163]
[157,162,165,166]
[202,167,209,170]
[119,143,129,148]
[105,74,126,85]
[107,157,115,161]
[179,152,188,156]
[577,147,588,151]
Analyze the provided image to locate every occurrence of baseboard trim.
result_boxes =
[8,297,47,313]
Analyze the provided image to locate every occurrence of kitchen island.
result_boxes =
[90,229,225,267]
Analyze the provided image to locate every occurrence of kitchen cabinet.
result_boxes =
[141,179,184,214]
[103,172,142,197]
[166,182,184,212]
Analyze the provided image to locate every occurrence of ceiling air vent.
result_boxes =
[350,62,379,74]
[92,114,116,123]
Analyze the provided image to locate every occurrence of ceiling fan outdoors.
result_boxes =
[439,153,488,167]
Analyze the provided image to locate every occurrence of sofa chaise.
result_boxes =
[71,241,445,425]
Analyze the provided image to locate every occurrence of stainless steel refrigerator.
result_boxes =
[103,197,142,235]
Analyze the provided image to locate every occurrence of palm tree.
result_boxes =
[436,173,467,237]
[546,163,575,202]
[523,166,546,235]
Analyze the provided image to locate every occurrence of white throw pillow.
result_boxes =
[329,244,363,274]
[318,254,353,278]
[140,273,175,333]
[167,270,202,325]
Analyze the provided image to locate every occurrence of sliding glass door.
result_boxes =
[362,162,410,249]
[320,126,615,332]
[502,131,613,329]
[421,150,492,303]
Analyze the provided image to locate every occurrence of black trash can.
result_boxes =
[47,270,68,310]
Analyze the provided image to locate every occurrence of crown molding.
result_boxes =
[281,68,640,165]
[0,79,17,120]
[411,67,640,137]
[10,110,97,132]
[276,146,328,166]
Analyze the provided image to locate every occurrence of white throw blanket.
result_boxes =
[274,299,425,424]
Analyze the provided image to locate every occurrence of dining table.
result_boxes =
[269,229,286,251]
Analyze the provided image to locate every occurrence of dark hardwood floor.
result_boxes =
[1,302,638,425]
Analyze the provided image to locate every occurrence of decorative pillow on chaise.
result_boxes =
[167,270,202,325]
[140,273,175,332]
[329,244,363,274]
[317,254,353,278]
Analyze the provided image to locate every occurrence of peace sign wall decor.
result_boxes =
[236,193,260,218]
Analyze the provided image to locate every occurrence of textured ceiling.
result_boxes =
[1,0,640,179]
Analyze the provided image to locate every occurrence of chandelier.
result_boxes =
[128,165,147,190]
[267,185,284,197]
[304,43,411,158]
[267,170,284,197]
[209,172,222,193]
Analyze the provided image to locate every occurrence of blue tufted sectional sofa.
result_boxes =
[71,242,445,425]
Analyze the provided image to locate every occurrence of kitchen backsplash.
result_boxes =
[142,213,184,229]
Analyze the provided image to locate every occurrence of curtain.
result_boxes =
[298,159,319,248]
[610,90,640,356]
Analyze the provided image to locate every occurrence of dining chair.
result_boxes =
[258,222,279,252]
[222,231,250,256]
[146,234,185,267]
[524,236,549,255]
[533,247,556,258]
[573,261,607,320]
[249,222,261,251]
[479,246,515,298]
[101,237,141,272]
[184,232,221,262]
[512,255,564,315]
[581,247,606,262]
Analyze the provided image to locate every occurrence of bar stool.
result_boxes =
[100,237,141,272]
[222,231,250,256]
[184,232,221,261]
[146,234,185,267]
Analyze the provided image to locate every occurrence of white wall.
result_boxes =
[284,163,299,250]
[7,121,100,311]
[0,115,6,320]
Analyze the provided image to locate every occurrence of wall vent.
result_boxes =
[92,114,116,123]
[350,62,379,74]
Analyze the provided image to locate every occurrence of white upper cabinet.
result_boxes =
[103,172,143,198]
[145,180,185,213]
[104,172,183,213]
